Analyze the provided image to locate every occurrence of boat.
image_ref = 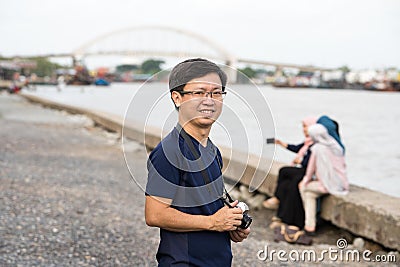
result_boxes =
[94,78,110,86]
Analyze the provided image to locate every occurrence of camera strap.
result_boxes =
[178,125,232,203]
[179,126,213,194]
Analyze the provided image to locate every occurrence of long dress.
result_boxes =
[275,166,305,228]
[275,143,311,228]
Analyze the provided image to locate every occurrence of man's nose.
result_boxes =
[202,95,214,104]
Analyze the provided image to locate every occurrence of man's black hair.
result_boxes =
[169,58,227,93]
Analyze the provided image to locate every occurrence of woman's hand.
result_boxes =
[292,156,302,165]
[298,179,306,190]
[275,139,287,148]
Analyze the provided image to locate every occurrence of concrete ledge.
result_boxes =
[21,93,400,251]
[321,185,400,251]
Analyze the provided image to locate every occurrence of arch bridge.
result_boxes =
[71,25,237,81]
[15,25,330,82]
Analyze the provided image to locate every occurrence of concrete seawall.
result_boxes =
[21,93,400,251]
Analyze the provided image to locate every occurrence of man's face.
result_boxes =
[173,72,224,129]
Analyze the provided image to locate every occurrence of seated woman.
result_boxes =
[299,124,349,234]
[263,116,317,229]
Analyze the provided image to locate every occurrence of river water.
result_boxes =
[23,83,400,198]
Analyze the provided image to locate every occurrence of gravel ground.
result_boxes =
[0,93,397,266]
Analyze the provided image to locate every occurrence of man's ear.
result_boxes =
[171,91,182,108]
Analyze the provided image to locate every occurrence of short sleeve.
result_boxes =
[145,144,180,199]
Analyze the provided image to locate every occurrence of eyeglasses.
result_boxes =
[178,90,227,100]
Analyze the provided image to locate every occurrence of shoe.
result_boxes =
[269,216,282,229]
[269,220,283,229]
[271,216,281,222]
[304,229,317,236]
[263,197,279,210]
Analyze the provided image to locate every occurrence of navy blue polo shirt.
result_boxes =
[146,126,232,267]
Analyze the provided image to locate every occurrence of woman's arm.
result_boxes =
[287,143,305,153]
[275,139,288,148]
[275,139,307,154]
[299,153,316,188]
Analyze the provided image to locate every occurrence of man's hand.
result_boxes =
[229,227,251,243]
[210,200,243,232]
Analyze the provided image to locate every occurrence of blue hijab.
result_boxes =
[317,115,345,152]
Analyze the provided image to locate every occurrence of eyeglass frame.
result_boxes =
[177,90,227,99]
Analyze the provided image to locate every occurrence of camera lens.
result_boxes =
[239,213,252,229]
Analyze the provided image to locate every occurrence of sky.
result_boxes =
[1,0,399,70]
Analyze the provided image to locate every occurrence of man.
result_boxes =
[145,58,250,266]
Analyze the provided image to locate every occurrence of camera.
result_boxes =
[266,138,275,144]
[221,191,252,229]
[236,202,252,229]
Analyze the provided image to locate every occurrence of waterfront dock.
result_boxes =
[1,93,398,266]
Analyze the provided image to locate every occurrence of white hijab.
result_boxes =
[308,124,349,195]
